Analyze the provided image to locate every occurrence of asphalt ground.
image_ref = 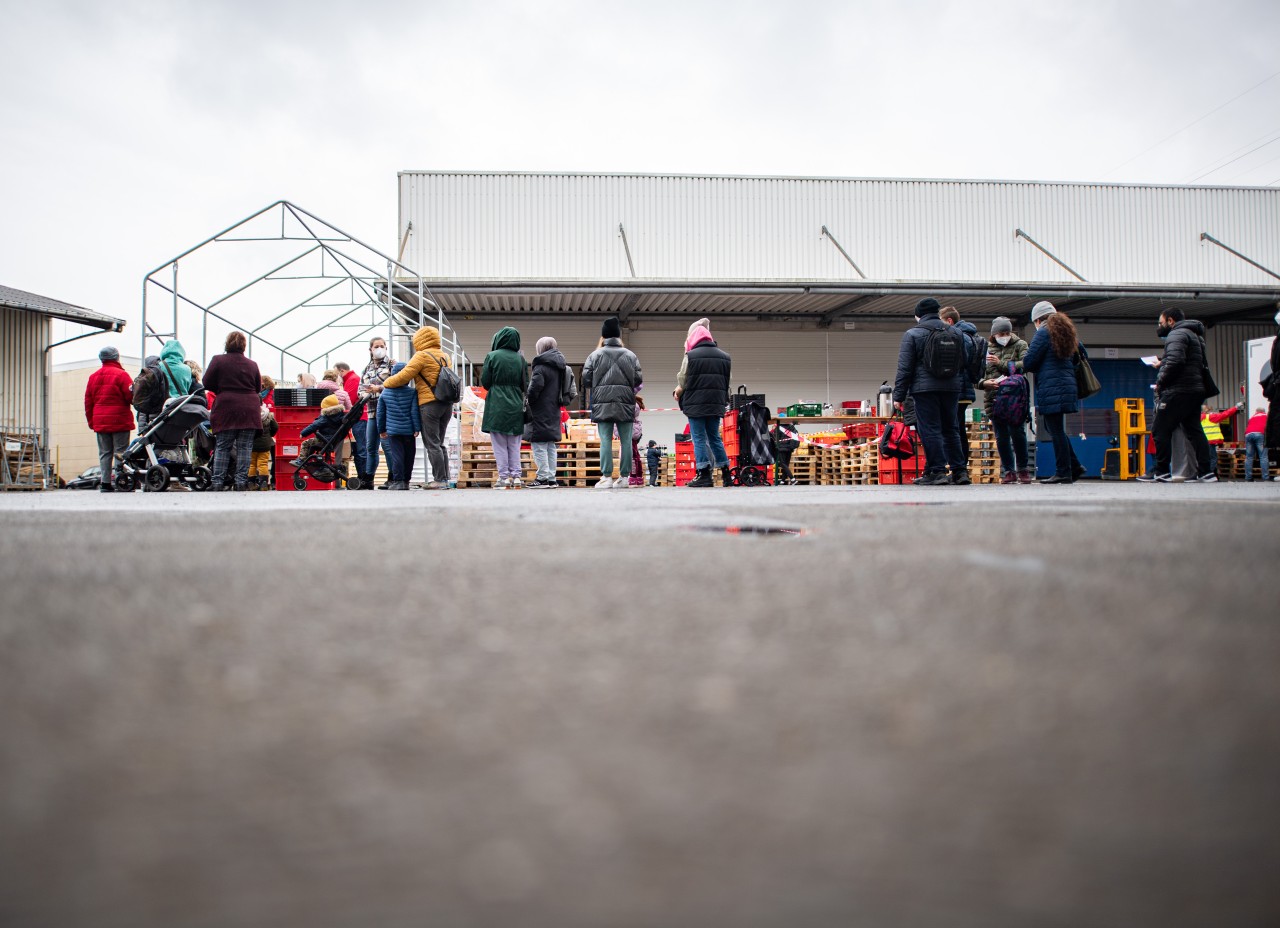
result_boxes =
[2,481,1279,927]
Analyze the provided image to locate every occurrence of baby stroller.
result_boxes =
[292,395,368,491]
[114,393,213,492]
[728,401,774,487]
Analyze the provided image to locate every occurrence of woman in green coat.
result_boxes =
[480,326,529,488]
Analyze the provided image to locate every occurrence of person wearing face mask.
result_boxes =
[979,317,1030,483]
[359,337,396,488]
[1138,307,1216,483]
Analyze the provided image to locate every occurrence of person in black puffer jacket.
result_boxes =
[583,317,642,489]
[1143,307,1216,481]
[892,297,966,485]
[678,323,732,487]
[525,337,568,488]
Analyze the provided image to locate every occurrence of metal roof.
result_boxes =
[418,278,1280,326]
[0,284,125,331]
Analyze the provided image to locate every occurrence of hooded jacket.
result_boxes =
[525,347,568,443]
[382,326,451,406]
[252,408,279,452]
[160,340,193,397]
[1022,325,1082,415]
[84,359,136,433]
[203,348,263,433]
[583,338,642,423]
[680,327,730,419]
[376,362,420,437]
[892,313,965,403]
[980,335,1029,415]
[1155,320,1210,397]
[480,327,529,435]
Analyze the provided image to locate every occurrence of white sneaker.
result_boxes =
[595,477,614,489]
[612,479,630,489]
[508,477,524,489]
[493,477,509,489]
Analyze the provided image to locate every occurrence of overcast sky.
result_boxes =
[3,0,1278,361]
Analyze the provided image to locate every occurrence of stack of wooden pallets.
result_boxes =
[967,421,1001,485]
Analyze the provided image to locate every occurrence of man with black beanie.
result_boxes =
[892,297,968,485]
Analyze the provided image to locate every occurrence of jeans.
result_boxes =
[419,400,451,484]
[912,392,964,474]
[1152,393,1211,477]
[531,441,558,481]
[490,432,522,480]
[598,421,634,477]
[96,431,129,487]
[349,416,369,476]
[992,419,1028,474]
[687,417,728,470]
[1245,432,1269,480]
[212,428,255,488]
[365,415,382,479]
[1040,412,1082,479]
[384,434,416,484]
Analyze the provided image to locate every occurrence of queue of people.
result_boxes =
[82,304,1280,492]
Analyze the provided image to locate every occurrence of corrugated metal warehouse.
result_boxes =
[397,172,1280,448]
[1,285,125,487]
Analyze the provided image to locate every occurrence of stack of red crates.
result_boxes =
[273,403,334,491]
[674,412,745,486]
[674,440,696,486]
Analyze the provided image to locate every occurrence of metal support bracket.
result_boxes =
[1015,229,1087,282]
[820,226,867,279]
[818,294,877,328]
[618,223,637,278]
[1200,232,1280,282]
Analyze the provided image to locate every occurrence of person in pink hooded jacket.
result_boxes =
[676,322,732,488]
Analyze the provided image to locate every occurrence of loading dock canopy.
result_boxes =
[409,278,1280,327]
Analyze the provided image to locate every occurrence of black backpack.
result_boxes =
[131,365,170,415]
[427,352,462,405]
[922,326,964,379]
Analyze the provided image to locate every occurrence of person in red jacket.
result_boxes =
[1244,407,1272,482]
[335,362,369,487]
[84,346,135,492]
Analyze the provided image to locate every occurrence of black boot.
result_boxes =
[687,467,712,488]
[721,465,735,487]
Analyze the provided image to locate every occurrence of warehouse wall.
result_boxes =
[0,306,51,438]
[445,315,1265,450]
[401,172,1280,287]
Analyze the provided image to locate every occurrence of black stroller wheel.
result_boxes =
[738,465,769,487]
[192,466,212,492]
[114,471,135,493]
[144,465,169,492]
[345,476,362,491]
[293,473,308,491]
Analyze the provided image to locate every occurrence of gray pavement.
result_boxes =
[2,482,1279,927]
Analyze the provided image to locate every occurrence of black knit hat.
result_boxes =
[601,316,622,339]
[914,298,941,317]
